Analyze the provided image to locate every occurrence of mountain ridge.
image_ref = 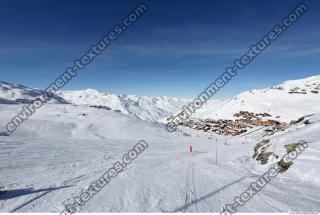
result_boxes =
[1,74,319,123]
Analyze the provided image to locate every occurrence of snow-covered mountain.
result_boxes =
[1,75,319,123]
[0,81,67,104]
[193,75,320,122]
[0,81,223,122]
[0,81,193,121]
[57,89,198,122]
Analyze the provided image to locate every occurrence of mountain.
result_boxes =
[0,81,67,104]
[192,75,320,122]
[0,81,198,121]
[1,75,319,123]
[57,89,223,122]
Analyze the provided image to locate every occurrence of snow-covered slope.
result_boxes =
[0,104,319,212]
[193,75,320,122]
[250,113,320,184]
[228,113,320,184]
[0,81,67,104]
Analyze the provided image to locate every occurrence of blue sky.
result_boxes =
[0,0,319,98]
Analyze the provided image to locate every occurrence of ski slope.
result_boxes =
[0,104,319,213]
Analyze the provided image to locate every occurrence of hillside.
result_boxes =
[192,75,320,122]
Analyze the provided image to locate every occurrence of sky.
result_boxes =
[0,0,319,99]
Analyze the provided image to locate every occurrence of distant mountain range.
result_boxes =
[1,75,319,123]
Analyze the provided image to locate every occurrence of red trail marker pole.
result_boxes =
[189,145,192,152]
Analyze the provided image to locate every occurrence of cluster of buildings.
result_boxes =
[182,118,248,136]
[182,111,288,136]
[233,111,281,127]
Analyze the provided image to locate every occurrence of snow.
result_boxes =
[2,75,319,124]
[0,81,67,104]
[57,89,210,122]
[192,75,320,122]
[0,104,319,212]
[0,75,319,212]
[279,75,320,91]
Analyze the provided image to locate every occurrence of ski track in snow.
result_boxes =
[182,163,199,212]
